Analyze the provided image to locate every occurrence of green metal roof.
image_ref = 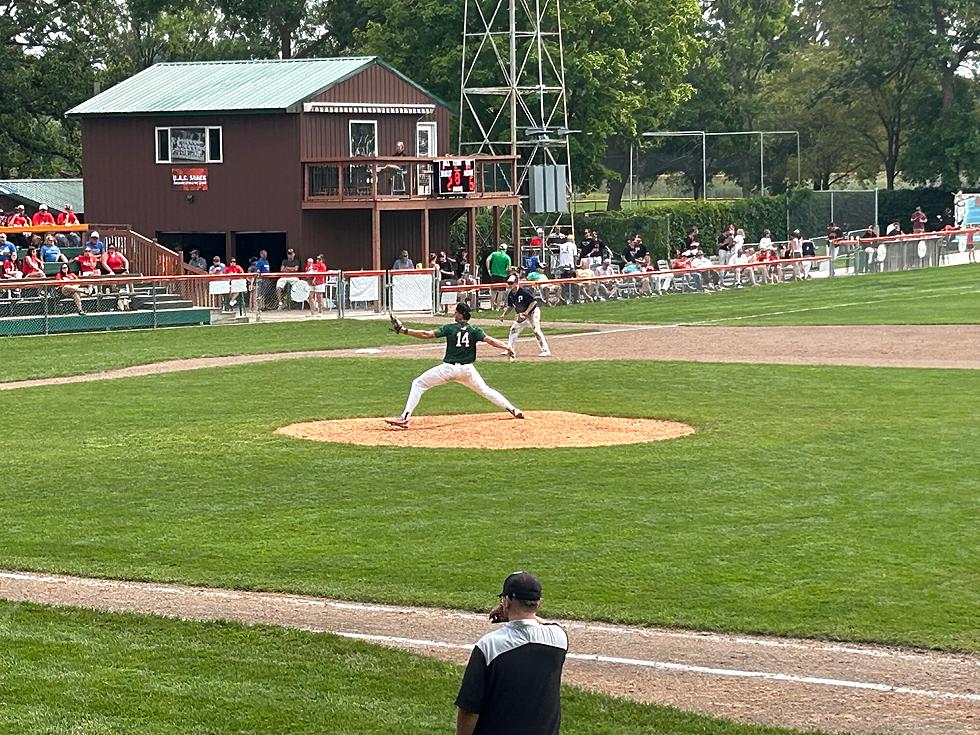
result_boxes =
[66,57,452,117]
[0,179,84,213]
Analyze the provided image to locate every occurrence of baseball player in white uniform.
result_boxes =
[385,302,523,429]
[499,274,551,357]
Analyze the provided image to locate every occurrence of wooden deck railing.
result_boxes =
[303,155,518,203]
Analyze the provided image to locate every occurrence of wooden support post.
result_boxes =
[492,206,501,249]
[467,207,477,274]
[372,207,382,270]
[421,207,430,265]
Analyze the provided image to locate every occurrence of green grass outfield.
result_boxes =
[2,358,976,651]
[0,602,810,735]
[546,265,979,325]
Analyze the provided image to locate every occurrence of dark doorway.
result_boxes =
[235,232,287,270]
[157,232,227,264]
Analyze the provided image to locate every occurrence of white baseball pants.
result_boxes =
[508,308,550,353]
[401,362,518,418]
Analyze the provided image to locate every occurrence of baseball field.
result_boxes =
[0,264,977,734]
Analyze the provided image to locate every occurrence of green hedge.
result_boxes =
[580,196,787,260]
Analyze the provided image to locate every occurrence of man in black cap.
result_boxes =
[385,301,522,429]
[455,571,568,735]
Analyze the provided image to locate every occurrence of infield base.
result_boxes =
[276,411,694,449]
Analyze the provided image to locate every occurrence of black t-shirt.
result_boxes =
[622,245,639,262]
[456,620,568,735]
[507,286,537,313]
[634,244,648,260]
[281,257,300,271]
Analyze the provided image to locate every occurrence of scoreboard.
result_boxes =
[434,159,476,196]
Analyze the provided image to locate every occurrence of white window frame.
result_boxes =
[155,126,223,164]
[416,122,437,157]
[348,119,378,157]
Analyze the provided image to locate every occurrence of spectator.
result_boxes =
[102,243,129,276]
[224,258,247,316]
[307,254,330,315]
[733,228,746,255]
[863,224,877,239]
[54,263,85,314]
[622,236,641,264]
[801,238,816,279]
[40,234,68,263]
[525,264,559,305]
[456,572,567,735]
[574,258,596,302]
[827,222,844,242]
[546,226,566,250]
[456,251,474,280]
[685,226,699,248]
[485,243,511,309]
[0,208,5,226]
[392,250,415,270]
[437,251,456,283]
[729,246,750,287]
[74,245,101,279]
[31,204,55,226]
[276,247,301,309]
[423,252,439,271]
[716,230,732,266]
[253,249,271,309]
[187,249,207,271]
[633,235,649,262]
[691,249,719,290]
[21,247,46,279]
[208,255,226,273]
[0,233,16,261]
[393,141,406,156]
[2,250,24,285]
[911,206,927,234]
[885,220,902,236]
[55,204,82,247]
[758,228,773,251]
[556,234,576,275]
[788,229,804,280]
[85,231,106,259]
[758,242,781,284]
[6,205,30,248]
[594,258,619,300]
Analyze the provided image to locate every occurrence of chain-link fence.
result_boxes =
[788,190,879,239]
[0,274,211,337]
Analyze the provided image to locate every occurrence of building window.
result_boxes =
[155,126,222,164]
[349,120,377,157]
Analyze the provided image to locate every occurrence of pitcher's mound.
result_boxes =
[276,411,694,449]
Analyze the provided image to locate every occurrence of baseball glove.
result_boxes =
[389,313,405,334]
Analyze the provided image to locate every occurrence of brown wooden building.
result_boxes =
[67,57,517,270]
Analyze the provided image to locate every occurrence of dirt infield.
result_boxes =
[276,411,695,449]
[1,571,977,735]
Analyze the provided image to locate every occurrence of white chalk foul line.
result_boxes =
[335,631,980,704]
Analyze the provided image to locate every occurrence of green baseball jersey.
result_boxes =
[435,322,486,364]
[488,250,511,277]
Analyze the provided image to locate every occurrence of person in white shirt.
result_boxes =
[690,251,718,290]
[789,229,804,280]
[758,229,773,251]
[730,248,750,287]
[593,258,619,300]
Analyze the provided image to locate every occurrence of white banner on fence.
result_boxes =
[391,272,434,312]
[208,280,230,295]
[349,275,380,302]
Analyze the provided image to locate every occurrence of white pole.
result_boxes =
[701,131,707,200]
[759,132,765,196]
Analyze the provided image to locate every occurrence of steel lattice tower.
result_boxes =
[458,0,574,247]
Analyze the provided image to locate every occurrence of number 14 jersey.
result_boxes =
[435,322,486,364]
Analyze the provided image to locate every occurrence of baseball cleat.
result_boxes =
[509,408,525,419]
[384,416,410,429]
[538,350,551,357]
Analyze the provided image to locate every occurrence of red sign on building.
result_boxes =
[171,167,208,191]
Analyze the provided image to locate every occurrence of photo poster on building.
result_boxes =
[170,127,208,163]
[172,168,208,191]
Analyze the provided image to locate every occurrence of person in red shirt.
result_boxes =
[56,205,80,226]
[55,204,83,247]
[6,204,29,227]
[224,258,246,316]
[306,254,330,315]
[101,244,129,275]
[6,204,31,249]
[74,246,100,278]
[31,204,55,226]
[21,247,46,279]
[54,263,86,314]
